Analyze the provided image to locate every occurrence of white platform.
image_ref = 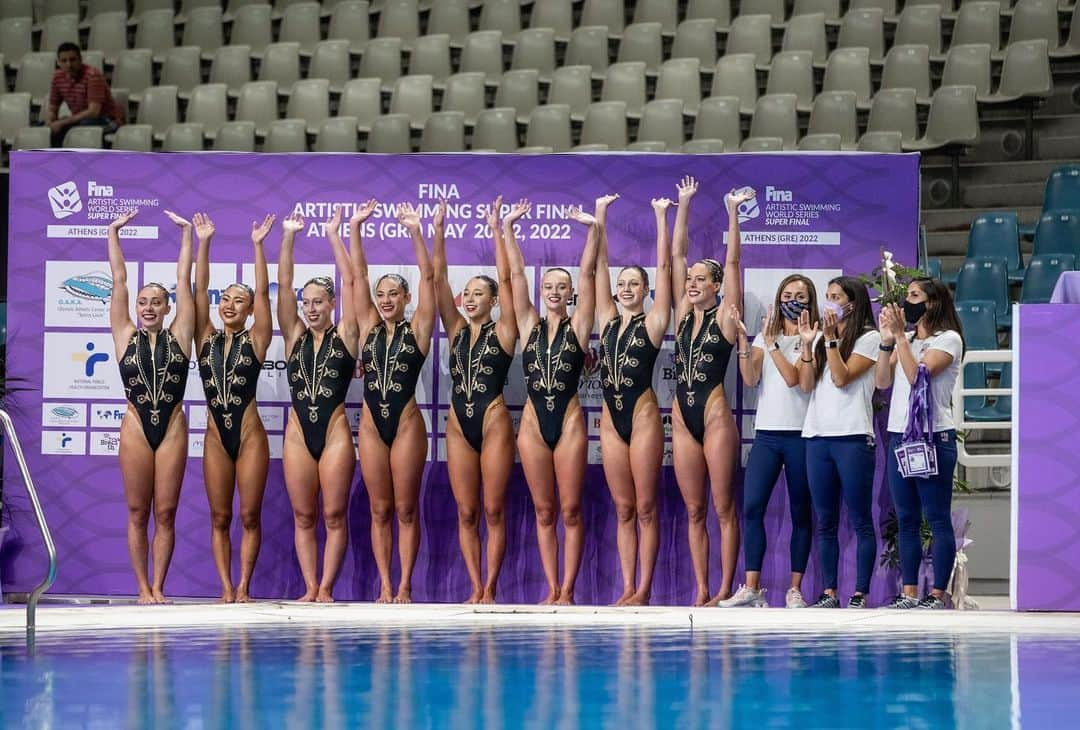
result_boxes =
[3,597,1080,636]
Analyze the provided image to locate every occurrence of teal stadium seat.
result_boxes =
[955,257,1011,331]
[954,299,998,415]
[965,212,1024,283]
[1020,254,1075,303]
[1031,210,1080,257]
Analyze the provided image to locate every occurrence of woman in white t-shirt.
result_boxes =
[874,278,965,610]
[717,275,820,609]
[798,276,881,608]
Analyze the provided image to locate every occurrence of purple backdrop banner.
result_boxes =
[1012,304,1080,611]
[3,151,918,605]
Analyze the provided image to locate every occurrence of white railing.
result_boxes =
[0,409,56,639]
[952,349,1013,469]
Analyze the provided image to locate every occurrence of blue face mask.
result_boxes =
[779,300,808,321]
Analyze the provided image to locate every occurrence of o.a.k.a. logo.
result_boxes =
[47,181,82,219]
[60,272,113,302]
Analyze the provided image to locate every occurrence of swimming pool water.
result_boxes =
[2,624,1078,728]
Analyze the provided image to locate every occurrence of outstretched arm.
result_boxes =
[593,194,619,326]
[398,202,436,352]
[647,197,674,344]
[488,197,517,349]
[503,199,539,337]
[432,199,465,340]
[164,210,195,356]
[193,212,215,346]
[349,199,380,336]
[719,188,753,343]
[672,175,698,323]
[325,206,359,352]
[277,212,306,350]
[568,207,599,348]
[248,214,275,358]
[108,209,137,355]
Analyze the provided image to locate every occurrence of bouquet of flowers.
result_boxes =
[857,248,924,305]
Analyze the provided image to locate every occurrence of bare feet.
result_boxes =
[393,587,412,604]
[315,588,335,603]
[612,588,636,607]
[218,587,236,604]
[692,588,710,607]
[539,587,560,605]
[375,585,393,604]
[479,587,497,604]
[296,588,318,602]
[623,591,650,606]
[705,590,731,608]
[136,589,155,605]
[235,586,252,603]
[151,588,170,604]
[555,589,575,606]
[464,587,484,605]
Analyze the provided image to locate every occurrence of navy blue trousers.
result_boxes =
[742,430,812,574]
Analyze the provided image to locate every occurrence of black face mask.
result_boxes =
[903,300,927,325]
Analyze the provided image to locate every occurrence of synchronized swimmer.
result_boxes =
[106,177,964,610]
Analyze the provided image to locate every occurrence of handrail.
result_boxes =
[952,349,1013,469]
[0,408,57,637]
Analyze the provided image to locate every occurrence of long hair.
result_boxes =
[765,274,819,340]
[815,276,875,381]
[912,277,965,353]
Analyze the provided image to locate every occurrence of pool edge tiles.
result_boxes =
[3,602,1080,636]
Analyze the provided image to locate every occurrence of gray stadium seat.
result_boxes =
[693,95,742,150]
[264,118,308,152]
[984,38,1053,103]
[112,49,153,104]
[472,106,518,152]
[339,78,383,132]
[163,122,205,151]
[601,61,646,118]
[286,78,330,134]
[327,0,369,54]
[315,116,359,151]
[894,5,943,59]
[511,27,556,82]
[765,51,815,113]
[478,0,521,40]
[633,0,678,34]
[671,18,718,66]
[133,9,175,64]
[798,133,842,150]
[185,83,228,138]
[112,123,154,151]
[308,40,351,94]
[867,87,918,145]
[836,8,885,63]
[903,84,980,151]
[235,80,279,136]
[0,17,32,69]
[377,0,420,51]
[725,15,773,68]
[682,138,726,153]
[160,47,203,100]
[366,113,412,152]
[581,0,625,37]
[617,22,663,74]
[259,43,301,91]
[279,2,322,55]
[548,65,593,122]
[63,125,104,149]
[419,110,466,151]
[525,104,572,152]
[806,90,858,149]
[428,0,470,46]
[441,72,486,127]
[781,12,828,65]
[530,0,573,42]
[460,30,504,85]
[209,45,253,97]
[857,130,903,152]
[822,47,872,109]
[87,12,128,65]
[182,6,224,61]
[654,58,702,115]
[580,100,628,149]
[748,93,799,150]
[135,84,179,141]
[636,98,685,150]
[214,120,256,151]
[13,125,50,149]
[686,0,731,28]
[881,44,933,105]
[0,93,32,144]
[566,26,610,79]
[231,4,273,58]
[494,68,539,123]
[409,34,452,86]
[711,54,758,116]
[389,74,434,130]
[357,37,402,92]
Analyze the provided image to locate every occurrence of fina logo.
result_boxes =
[47,181,82,219]
[61,271,113,303]
[734,185,761,225]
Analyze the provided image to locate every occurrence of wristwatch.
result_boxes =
[772,341,781,351]
[826,339,839,349]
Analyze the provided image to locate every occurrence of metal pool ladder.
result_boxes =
[0,408,57,637]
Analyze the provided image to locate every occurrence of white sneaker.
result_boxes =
[785,588,807,608]
[716,584,767,608]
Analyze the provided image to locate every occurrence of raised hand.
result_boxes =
[163,209,191,228]
[433,199,448,229]
[109,209,138,229]
[485,195,503,230]
[350,199,378,226]
[724,187,756,214]
[250,213,276,245]
[728,306,749,339]
[676,175,699,203]
[879,303,904,344]
[282,212,305,233]
[798,309,819,347]
[326,205,343,235]
[651,197,673,214]
[397,202,422,232]
[822,309,839,339]
[594,193,619,224]
[505,198,530,224]
[193,212,215,240]
[762,304,777,347]
[567,206,597,226]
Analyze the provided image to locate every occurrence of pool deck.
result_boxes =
[3,595,1080,636]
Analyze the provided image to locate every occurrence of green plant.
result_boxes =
[854,248,926,305]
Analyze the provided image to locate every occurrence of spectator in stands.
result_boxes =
[45,42,125,146]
